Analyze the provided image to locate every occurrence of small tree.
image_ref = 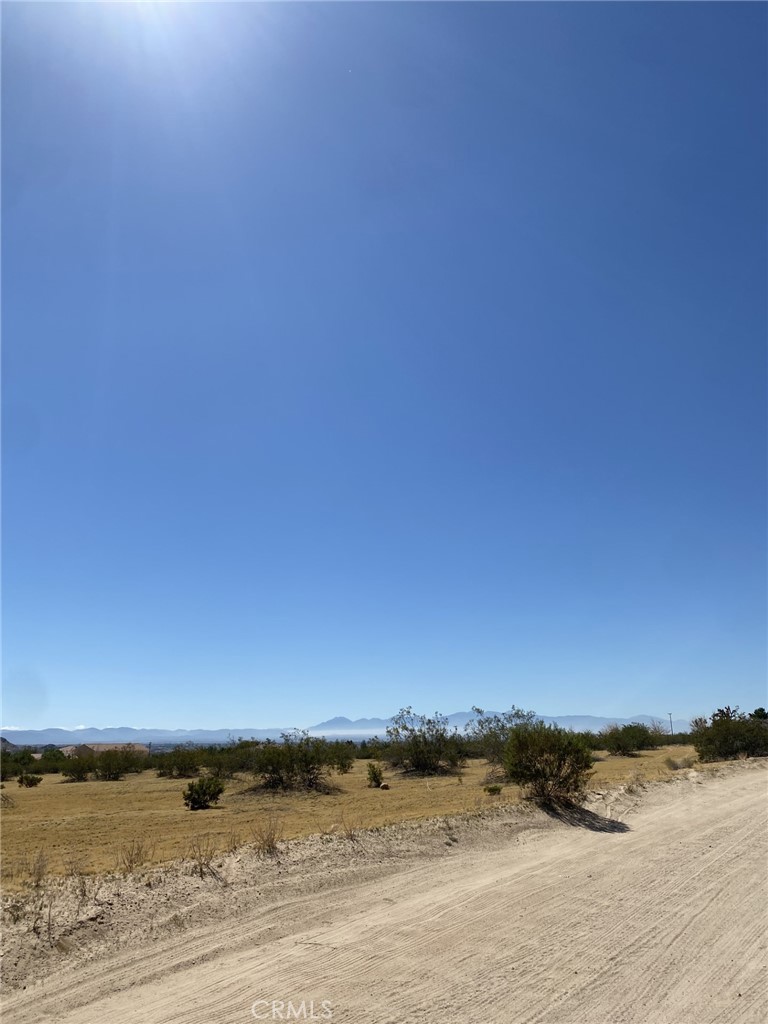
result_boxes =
[367,762,383,788]
[183,776,225,810]
[385,708,465,775]
[92,749,125,781]
[465,706,537,764]
[504,722,594,803]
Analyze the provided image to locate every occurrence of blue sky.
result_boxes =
[3,2,766,730]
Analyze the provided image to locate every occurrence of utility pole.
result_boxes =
[668,713,674,737]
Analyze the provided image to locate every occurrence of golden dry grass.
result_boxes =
[0,746,697,884]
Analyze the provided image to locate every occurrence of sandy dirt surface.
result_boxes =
[2,760,766,1024]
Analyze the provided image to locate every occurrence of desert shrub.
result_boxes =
[749,707,768,720]
[464,706,537,764]
[328,741,355,774]
[384,708,466,775]
[251,732,346,791]
[691,707,768,762]
[183,776,225,810]
[504,722,594,802]
[601,722,659,756]
[665,731,693,746]
[61,756,93,782]
[37,747,67,774]
[356,738,384,759]
[117,745,147,774]
[92,749,126,781]
[203,741,260,778]
[367,762,383,787]
[484,784,502,795]
[17,774,43,788]
[155,745,201,779]
[0,749,36,781]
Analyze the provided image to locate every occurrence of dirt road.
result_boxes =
[4,762,766,1024]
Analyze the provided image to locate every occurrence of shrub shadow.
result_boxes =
[540,800,631,833]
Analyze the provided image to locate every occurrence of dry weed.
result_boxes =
[186,834,222,881]
[664,755,695,771]
[115,837,156,874]
[29,849,48,888]
[224,828,242,854]
[339,812,361,842]
[250,813,283,858]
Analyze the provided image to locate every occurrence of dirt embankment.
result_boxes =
[2,760,767,1024]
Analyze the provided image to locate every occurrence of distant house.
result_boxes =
[60,744,98,758]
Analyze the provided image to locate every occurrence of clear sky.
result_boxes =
[3,2,766,730]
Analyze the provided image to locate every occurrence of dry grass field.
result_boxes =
[0,745,698,883]
[3,757,765,1024]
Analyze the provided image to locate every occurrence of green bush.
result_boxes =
[203,741,260,779]
[251,733,348,791]
[464,706,537,764]
[601,722,660,756]
[0,749,35,781]
[692,707,768,762]
[384,708,466,775]
[183,776,225,810]
[155,745,201,779]
[92,749,126,781]
[37,747,67,774]
[503,722,594,802]
[367,762,383,788]
[17,773,43,788]
[484,784,502,796]
[61,756,93,782]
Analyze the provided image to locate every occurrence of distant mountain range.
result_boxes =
[0,712,691,747]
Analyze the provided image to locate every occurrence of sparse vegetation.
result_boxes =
[483,784,502,796]
[504,722,594,803]
[0,741,714,881]
[367,762,384,787]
